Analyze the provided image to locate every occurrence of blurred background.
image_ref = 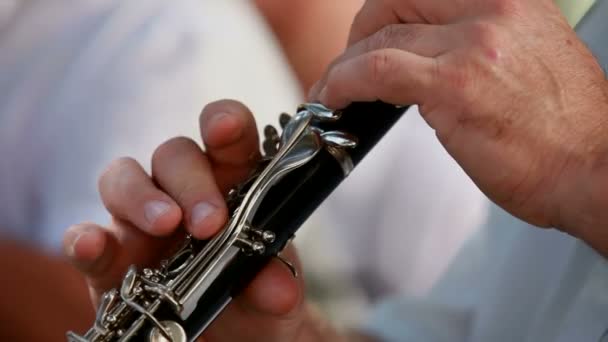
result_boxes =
[0,0,599,340]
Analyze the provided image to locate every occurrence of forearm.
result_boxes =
[0,239,93,341]
[254,0,363,93]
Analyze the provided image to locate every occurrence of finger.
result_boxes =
[318,48,438,109]
[64,223,111,275]
[200,100,261,193]
[64,220,184,304]
[236,245,302,316]
[203,245,303,342]
[348,0,490,45]
[98,157,182,236]
[348,0,401,46]
[64,222,117,305]
[309,23,452,100]
[348,24,453,60]
[152,137,228,239]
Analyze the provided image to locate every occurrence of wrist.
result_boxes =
[557,89,608,256]
[572,156,608,257]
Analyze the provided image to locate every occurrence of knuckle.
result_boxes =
[98,157,137,189]
[152,136,198,165]
[172,174,220,207]
[468,21,501,51]
[369,24,421,53]
[466,21,505,65]
[173,182,204,205]
[488,0,521,17]
[372,24,402,49]
[366,50,394,85]
[98,157,140,211]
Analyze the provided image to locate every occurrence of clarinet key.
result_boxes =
[274,254,298,278]
[148,321,187,342]
[279,112,291,128]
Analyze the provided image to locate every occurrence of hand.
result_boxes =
[62,100,347,341]
[311,0,608,255]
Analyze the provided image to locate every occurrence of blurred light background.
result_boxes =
[0,0,600,339]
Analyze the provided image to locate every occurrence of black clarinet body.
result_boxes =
[68,101,407,342]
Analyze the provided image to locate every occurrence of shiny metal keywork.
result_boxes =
[148,321,186,342]
[66,103,357,342]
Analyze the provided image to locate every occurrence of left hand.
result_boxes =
[63,100,348,342]
[310,0,608,255]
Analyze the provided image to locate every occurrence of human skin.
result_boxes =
[0,3,363,341]
[310,0,608,257]
[64,100,362,341]
[65,1,608,341]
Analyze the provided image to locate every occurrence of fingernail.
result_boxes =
[208,112,231,129]
[66,232,81,258]
[307,82,321,101]
[191,201,218,230]
[144,200,172,225]
[318,86,328,102]
[205,112,242,144]
[66,227,96,259]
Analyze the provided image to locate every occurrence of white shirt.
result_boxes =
[1,1,606,341]
[363,205,608,341]
[0,0,301,250]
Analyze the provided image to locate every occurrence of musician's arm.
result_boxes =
[254,0,363,93]
[0,238,93,341]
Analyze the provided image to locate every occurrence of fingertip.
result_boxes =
[203,112,246,148]
[64,223,106,264]
[199,100,260,174]
[307,81,323,102]
[100,156,183,237]
[318,83,349,111]
[200,100,252,148]
[317,58,360,111]
[144,200,183,236]
[239,259,302,316]
[189,202,228,239]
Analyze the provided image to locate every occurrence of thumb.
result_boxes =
[202,245,305,342]
[348,0,401,45]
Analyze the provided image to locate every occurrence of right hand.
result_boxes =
[310,0,608,255]
[62,100,348,341]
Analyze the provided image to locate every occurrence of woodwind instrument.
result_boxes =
[67,101,406,342]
